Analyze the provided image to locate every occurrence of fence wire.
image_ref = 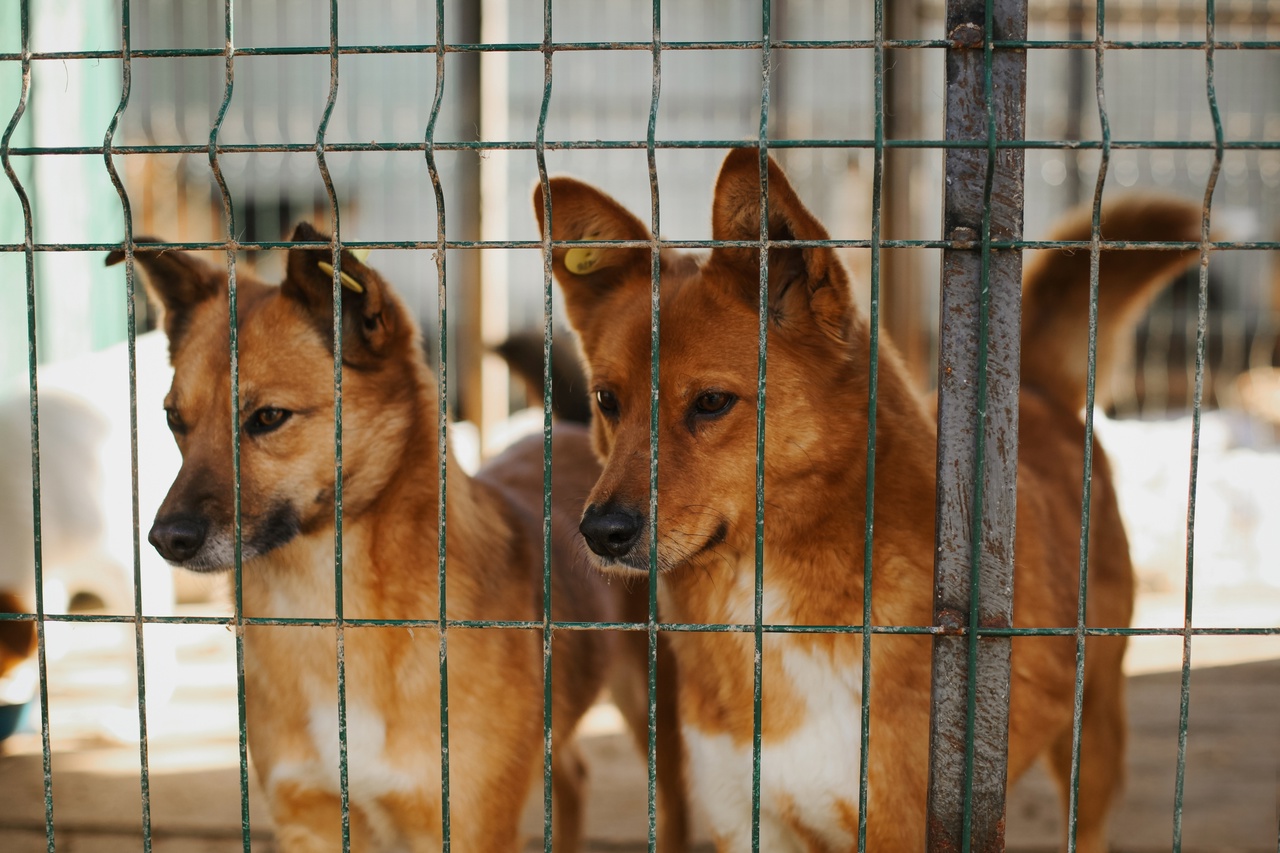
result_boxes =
[2,1,1279,852]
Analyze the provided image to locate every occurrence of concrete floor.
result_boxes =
[0,589,1276,853]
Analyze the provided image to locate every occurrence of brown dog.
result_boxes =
[111,230,686,852]
[537,150,1203,851]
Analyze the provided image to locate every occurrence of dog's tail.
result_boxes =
[493,329,593,424]
[1020,194,1205,414]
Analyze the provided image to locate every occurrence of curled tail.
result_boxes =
[1020,194,1206,413]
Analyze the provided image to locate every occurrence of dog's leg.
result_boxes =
[388,788,523,853]
[269,782,376,852]
[610,630,690,853]
[654,635,690,853]
[551,738,588,853]
[443,804,525,852]
[1046,634,1128,853]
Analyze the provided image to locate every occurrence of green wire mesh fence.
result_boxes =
[2,0,1279,851]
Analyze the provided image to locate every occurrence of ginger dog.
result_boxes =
[110,229,686,852]
[537,150,1202,852]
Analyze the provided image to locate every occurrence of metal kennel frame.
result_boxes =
[3,0,1280,851]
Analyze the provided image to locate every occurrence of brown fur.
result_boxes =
[538,150,1203,852]
[111,230,686,852]
[0,592,37,680]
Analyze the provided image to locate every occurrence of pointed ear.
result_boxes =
[533,177,652,334]
[105,238,224,349]
[709,149,853,344]
[282,222,406,365]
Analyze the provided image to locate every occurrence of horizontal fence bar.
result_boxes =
[4,239,1277,254]
[6,138,1280,158]
[2,37,1279,63]
[4,612,1273,637]
[0,819,270,841]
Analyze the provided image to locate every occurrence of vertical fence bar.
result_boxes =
[534,0,555,847]
[102,2,155,849]
[314,1,352,848]
[927,0,1027,850]
[539,35,556,853]
[425,1,453,849]
[205,2,252,848]
[1172,0,1224,847]
[1,3,56,850]
[750,4,774,852]
[858,0,887,848]
[644,1,662,850]
[1065,0,1112,846]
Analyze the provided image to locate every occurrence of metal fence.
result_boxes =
[2,0,1279,851]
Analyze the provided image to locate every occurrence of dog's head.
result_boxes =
[108,226,423,572]
[537,150,870,577]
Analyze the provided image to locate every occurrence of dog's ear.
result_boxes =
[708,149,853,345]
[105,239,224,346]
[533,178,652,333]
[282,222,404,364]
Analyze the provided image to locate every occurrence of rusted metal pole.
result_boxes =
[927,0,1027,850]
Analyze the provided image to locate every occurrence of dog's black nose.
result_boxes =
[580,503,645,559]
[149,515,208,563]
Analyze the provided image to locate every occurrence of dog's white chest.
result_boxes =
[265,701,421,845]
[305,701,417,797]
[685,648,865,852]
[249,542,425,843]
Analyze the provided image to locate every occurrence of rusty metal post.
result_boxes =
[927,0,1028,850]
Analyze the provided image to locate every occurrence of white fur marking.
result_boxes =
[678,556,866,851]
[686,649,864,850]
[267,703,419,846]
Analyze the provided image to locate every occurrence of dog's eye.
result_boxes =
[246,406,291,435]
[164,407,186,435]
[693,391,735,417]
[595,389,619,418]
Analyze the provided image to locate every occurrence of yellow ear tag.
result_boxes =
[317,261,364,294]
[564,235,602,275]
[349,248,370,263]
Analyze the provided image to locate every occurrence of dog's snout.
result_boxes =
[149,515,208,564]
[580,503,645,559]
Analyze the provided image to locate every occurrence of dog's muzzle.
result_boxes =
[579,502,645,560]
[149,514,209,565]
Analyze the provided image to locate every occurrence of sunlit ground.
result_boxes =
[0,576,1276,852]
[1,414,1278,852]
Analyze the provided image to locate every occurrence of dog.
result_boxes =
[536,149,1203,852]
[110,229,686,851]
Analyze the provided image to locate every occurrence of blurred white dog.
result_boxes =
[0,331,181,739]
